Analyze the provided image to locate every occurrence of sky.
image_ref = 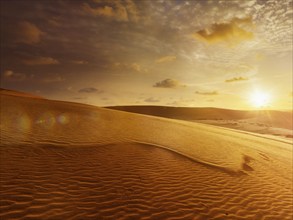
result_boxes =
[1,0,292,110]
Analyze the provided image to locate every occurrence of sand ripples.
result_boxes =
[1,143,292,220]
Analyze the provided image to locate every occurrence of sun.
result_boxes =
[250,91,271,108]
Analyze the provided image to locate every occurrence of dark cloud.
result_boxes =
[23,57,59,65]
[153,78,184,88]
[71,60,89,65]
[16,21,45,44]
[225,77,248,83]
[3,70,26,81]
[83,3,127,21]
[195,91,218,95]
[82,0,139,22]
[78,87,103,93]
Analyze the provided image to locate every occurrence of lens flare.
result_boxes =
[57,114,69,124]
[17,114,31,132]
[37,112,56,129]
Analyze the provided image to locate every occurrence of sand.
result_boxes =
[0,90,292,219]
[108,106,293,140]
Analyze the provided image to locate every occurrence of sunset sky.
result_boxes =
[1,0,292,110]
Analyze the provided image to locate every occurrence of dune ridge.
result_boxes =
[1,92,291,174]
[107,105,293,131]
[0,88,44,99]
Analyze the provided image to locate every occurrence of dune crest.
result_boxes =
[0,88,44,99]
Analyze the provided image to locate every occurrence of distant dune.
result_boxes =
[0,88,44,99]
[107,106,293,137]
[1,90,292,219]
[107,105,256,120]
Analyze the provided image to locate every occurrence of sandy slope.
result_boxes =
[0,91,292,219]
[0,89,44,99]
[107,106,293,140]
[107,106,293,130]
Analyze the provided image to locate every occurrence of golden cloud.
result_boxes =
[130,63,141,72]
[153,78,184,88]
[83,2,128,22]
[225,77,248,83]
[155,56,176,64]
[23,57,59,65]
[71,60,89,65]
[114,62,142,72]
[16,21,45,44]
[124,0,139,22]
[195,91,218,95]
[194,17,254,45]
[3,70,26,81]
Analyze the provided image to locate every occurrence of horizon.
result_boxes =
[1,0,292,110]
[1,87,292,112]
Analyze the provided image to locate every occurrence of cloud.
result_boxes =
[124,0,140,22]
[3,70,26,81]
[155,56,176,64]
[83,0,139,22]
[195,91,218,95]
[130,63,141,72]
[84,4,119,19]
[153,78,184,88]
[144,97,160,103]
[23,57,59,65]
[78,87,103,93]
[71,60,89,65]
[16,21,45,44]
[194,17,254,45]
[114,62,142,72]
[167,101,181,106]
[225,77,248,83]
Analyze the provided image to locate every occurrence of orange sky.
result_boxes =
[1,0,292,110]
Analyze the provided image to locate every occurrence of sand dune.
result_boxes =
[107,105,293,138]
[0,88,44,99]
[0,91,292,219]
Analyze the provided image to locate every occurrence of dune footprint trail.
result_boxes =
[0,91,292,219]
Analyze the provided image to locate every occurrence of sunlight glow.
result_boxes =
[250,90,271,108]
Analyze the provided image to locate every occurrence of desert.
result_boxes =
[0,89,292,219]
[1,0,292,219]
